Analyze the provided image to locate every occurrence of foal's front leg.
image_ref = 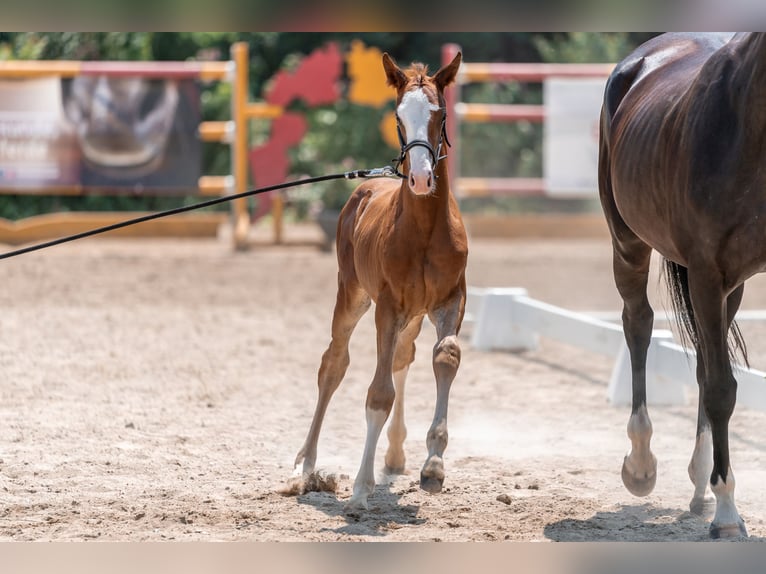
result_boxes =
[421,288,465,493]
[345,295,402,512]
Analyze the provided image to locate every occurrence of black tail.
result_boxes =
[663,260,748,367]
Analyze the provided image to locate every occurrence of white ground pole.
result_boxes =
[466,287,766,410]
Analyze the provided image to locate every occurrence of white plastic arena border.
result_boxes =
[466,287,766,411]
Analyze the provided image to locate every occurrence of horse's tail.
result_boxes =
[663,259,748,367]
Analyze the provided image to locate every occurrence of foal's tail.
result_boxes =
[663,260,748,367]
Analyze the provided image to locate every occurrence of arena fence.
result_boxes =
[0,43,621,248]
[441,44,615,238]
[441,43,613,199]
[466,287,766,412]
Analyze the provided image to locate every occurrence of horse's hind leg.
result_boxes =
[611,236,657,497]
[688,353,713,515]
[599,119,656,496]
[687,270,746,538]
[688,284,743,515]
[383,315,424,476]
[294,279,371,477]
[421,286,465,494]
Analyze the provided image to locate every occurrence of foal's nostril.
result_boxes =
[427,173,433,188]
[410,174,416,187]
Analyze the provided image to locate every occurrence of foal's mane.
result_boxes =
[405,63,430,86]
[404,62,428,83]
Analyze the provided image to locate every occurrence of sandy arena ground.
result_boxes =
[4,223,766,542]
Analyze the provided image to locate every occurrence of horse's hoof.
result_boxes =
[710,520,747,539]
[420,473,444,493]
[621,456,656,497]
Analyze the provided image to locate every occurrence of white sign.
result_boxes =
[543,77,607,197]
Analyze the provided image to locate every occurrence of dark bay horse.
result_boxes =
[292,51,467,511]
[599,32,766,538]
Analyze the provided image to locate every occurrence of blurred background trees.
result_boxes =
[0,32,657,221]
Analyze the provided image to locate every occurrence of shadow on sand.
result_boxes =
[543,502,765,542]
[294,479,425,538]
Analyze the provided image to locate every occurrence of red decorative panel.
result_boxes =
[249,113,308,220]
[265,43,342,107]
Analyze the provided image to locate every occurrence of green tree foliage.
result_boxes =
[534,32,638,64]
[0,32,153,61]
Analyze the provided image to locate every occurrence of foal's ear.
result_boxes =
[433,51,462,91]
[382,52,407,90]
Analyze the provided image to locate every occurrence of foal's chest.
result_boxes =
[383,234,466,306]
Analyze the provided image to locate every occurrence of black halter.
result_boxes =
[392,108,451,178]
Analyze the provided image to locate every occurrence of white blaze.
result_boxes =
[397,88,439,194]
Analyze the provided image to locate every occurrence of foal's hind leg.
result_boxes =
[383,315,424,476]
[688,284,743,515]
[421,287,465,493]
[294,279,371,477]
[612,236,657,497]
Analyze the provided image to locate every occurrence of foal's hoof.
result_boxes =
[710,520,747,539]
[383,465,406,476]
[689,496,714,516]
[420,474,444,493]
[420,456,445,493]
[621,455,656,497]
[343,496,369,514]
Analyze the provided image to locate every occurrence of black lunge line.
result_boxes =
[0,166,402,261]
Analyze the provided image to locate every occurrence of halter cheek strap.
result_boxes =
[393,111,450,178]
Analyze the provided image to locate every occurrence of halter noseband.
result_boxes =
[392,108,451,179]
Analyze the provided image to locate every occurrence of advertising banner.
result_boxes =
[0,76,201,193]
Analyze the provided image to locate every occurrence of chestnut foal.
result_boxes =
[293,51,467,511]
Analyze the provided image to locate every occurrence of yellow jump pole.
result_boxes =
[242,102,285,244]
[231,41,250,250]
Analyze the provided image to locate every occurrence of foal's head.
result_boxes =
[383,51,462,196]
